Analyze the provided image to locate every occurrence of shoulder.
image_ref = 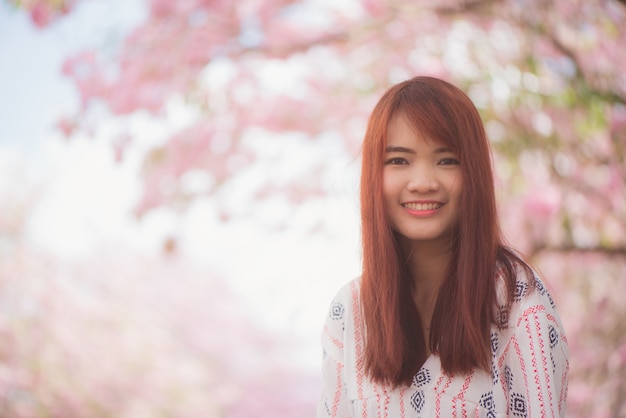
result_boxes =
[492,264,569,360]
[321,277,362,360]
[325,277,361,324]
[329,277,360,307]
[495,264,568,353]
[510,268,560,324]
[495,257,559,319]
[492,268,570,414]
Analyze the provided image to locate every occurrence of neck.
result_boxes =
[399,236,453,309]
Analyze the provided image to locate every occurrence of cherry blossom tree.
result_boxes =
[7,0,77,27]
[0,165,317,417]
[6,0,626,416]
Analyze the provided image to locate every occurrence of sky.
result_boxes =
[0,0,362,371]
[0,0,155,258]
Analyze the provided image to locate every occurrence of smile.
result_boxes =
[402,202,443,211]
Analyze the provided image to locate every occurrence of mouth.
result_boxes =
[402,202,444,211]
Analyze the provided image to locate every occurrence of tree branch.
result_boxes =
[434,0,503,15]
[545,31,626,105]
[531,244,626,258]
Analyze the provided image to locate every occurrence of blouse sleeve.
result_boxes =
[316,291,351,418]
[503,302,570,418]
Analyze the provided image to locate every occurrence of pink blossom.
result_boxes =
[522,191,560,221]
[19,0,77,28]
[56,116,76,138]
[361,0,387,17]
[29,3,51,28]
[111,133,131,163]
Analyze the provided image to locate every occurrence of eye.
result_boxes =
[384,157,408,165]
[438,157,460,166]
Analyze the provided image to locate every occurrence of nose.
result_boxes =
[406,164,440,193]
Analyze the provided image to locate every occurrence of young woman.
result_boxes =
[317,76,569,417]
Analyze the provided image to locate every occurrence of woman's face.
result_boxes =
[382,112,462,246]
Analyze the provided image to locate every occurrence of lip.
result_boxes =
[401,200,445,217]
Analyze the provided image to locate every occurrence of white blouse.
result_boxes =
[316,272,569,417]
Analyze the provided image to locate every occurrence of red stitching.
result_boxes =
[383,385,389,418]
[351,281,365,400]
[373,383,381,417]
[434,375,445,417]
[536,313,554,415]
[513,337,530,408]
[525,314,546,416]
[331,362,344,417]
[323,325,344,349]
[516,305,546,327]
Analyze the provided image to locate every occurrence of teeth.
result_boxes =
[404,202,442,211]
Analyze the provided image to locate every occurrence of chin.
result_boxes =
[395,227,457,245]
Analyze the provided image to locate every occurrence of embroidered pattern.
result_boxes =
[514,281,528,302]
[330,302,344,320]
[549,325,559,348]
[412,369,432,388]
[498,305,509,327]
[350,281,365,401]
[510,392,528,417]
[534,276,546,295]
[479,391,496,418]
[491,331,499,356]
[317,277,568,417]
[491,361,500,385]
[330,362,344,417]
[410,390,425,414]
[504,365,513,392]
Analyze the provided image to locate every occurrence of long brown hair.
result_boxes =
[359,76,529,387]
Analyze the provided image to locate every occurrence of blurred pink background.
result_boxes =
[1,0,625,416]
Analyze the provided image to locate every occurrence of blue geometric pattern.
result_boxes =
[479,391,496,418]
[535,274,556,307]
[510,392,528,417]
[534,276,546,295]
[491,331,499,356]
[412,369,431,388]
[514,281,528,302]
[498,305,509,327]
[330,302,344,320]
[504,366,513,392]
[491,362,500,385]
[548,325,559,348]
[410,390,425,413]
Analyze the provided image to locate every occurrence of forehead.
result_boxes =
[386,111,441,147]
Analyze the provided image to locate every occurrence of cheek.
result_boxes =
[381,172,396,199]
[383,168,407,188]
[444,174,463,217]
[383,178,406,211]
[381,175,400,215]
[449,173,462,197]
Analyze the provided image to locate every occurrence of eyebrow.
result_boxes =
[385,146,415,154]
[385,145,454,154]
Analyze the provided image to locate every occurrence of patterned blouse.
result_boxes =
[316,271,569,418]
